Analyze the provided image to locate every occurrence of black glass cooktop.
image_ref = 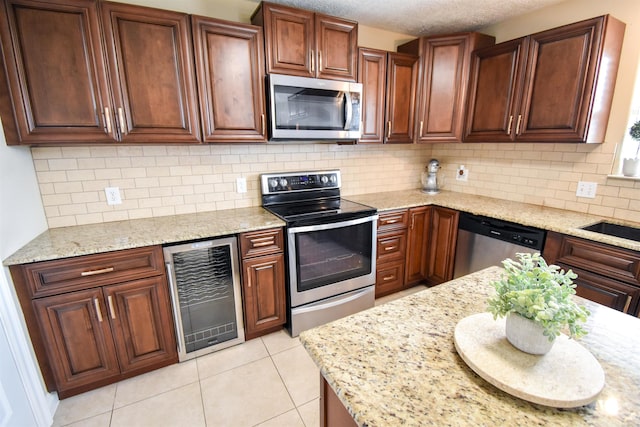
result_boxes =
[264,198,376,225]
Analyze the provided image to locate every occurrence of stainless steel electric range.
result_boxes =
[261,170,378,336]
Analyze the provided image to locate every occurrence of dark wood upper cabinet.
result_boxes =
[385,52,419,144]
[191,16,267,143]
[0,0,202,145]
[399,32,495,143]
[252,1,357,81]
[100,2,200,143]
[465,15,625,143]
[357,48,387,143]
[0,0,115,144]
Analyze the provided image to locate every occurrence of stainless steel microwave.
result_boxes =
[267,74,362,141]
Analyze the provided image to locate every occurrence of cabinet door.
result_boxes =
[315,14,357,81]
[242,253,286,340]
[464,38,527,142]
[517,16,623,142]
[426,207,459,286]
[357,48,387,144]
[404,206,431,285]
[255,2,314,77]
[415,34,495,143]
[33,289,120,394]
[104,277,177,373]
[385,53,418,144]
[192,16,267,143]
[0,0,115,144]
[100,2,200,143]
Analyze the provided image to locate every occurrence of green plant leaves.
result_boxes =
[487,252,590,340]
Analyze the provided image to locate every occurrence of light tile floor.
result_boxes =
[52,286,426,427]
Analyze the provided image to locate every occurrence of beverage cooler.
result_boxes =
[164,237,245,361]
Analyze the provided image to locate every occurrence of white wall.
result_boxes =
[0,115,55,425]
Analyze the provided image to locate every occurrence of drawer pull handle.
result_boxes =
[384,219,398,224]
[384,246,397,251]
[382,275,395,281]
[107,296,116,319]
[623,296,632,313]
[251,240,274,247]
[93,298,103,322]
[81,267,114,277]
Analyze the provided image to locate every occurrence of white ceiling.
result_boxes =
[259,0,567,36]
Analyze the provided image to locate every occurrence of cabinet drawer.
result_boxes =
[377,210,408,232]
[555,236,640,287]
[375,261,405,297]
[22,246,165,298]
[377,231,407,264]
[240,228,284,258]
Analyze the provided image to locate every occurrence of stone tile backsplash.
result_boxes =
[31,141,639,229]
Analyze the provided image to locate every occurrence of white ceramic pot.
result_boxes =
[622,158,640,177]
[505,313,555,355]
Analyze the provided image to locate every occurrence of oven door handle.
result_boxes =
[288,214,378,234]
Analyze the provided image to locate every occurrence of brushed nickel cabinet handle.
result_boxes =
[387,121,391,139]
[107,296,116,319]
[310,50,315,73]
[81,267,114,277]
[515,114,522,135]
[252,241,274,247]
[419,120,424,136]
[384,246,397,251]
[623,296,632,313]
[382,275,395,281]
[507,115,513,134]
[103,107,112,135]
[261,114,265,135]
[384,219,398,224]
[117,107,126,134]
[93,298,103,322]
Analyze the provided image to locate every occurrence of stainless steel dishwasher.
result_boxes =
[453,212,546,278]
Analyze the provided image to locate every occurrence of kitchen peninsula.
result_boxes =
[300,266,640,426]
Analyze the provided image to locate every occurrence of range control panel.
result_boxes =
[261,170,341,194]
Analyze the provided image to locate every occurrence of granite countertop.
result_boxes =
[348,190,640,252]
[5,189,639,266]
[3,207,284,265]
[299,266,640,426]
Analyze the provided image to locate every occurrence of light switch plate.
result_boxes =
[105,187,122,205]
[576,181,597,198]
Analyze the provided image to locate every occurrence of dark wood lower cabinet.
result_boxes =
[239,228,287,339]
[11,246,178,398]
[543,231,640,316]
[404,206,431,286]
[320,375,357,427]
[425,207,459,286]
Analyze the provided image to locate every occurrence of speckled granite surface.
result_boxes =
[300,266,640,426]
[348,190,640,252]
[3,207,284,265]
[4,190,638,266]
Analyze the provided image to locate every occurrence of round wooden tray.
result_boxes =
[454,312,604,408]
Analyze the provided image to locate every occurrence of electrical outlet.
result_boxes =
[236,177,247,194]
[576,181,597,198]
[104,187,122,205]
[456,165,468,182]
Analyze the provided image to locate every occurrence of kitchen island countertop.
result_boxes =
[300,266,640,426]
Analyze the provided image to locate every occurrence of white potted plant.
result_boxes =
[622,120,640,177]
[487,252,590,355]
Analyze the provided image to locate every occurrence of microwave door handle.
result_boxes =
[344,91,353,130]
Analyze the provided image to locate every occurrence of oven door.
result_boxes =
[287,214,378,307]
